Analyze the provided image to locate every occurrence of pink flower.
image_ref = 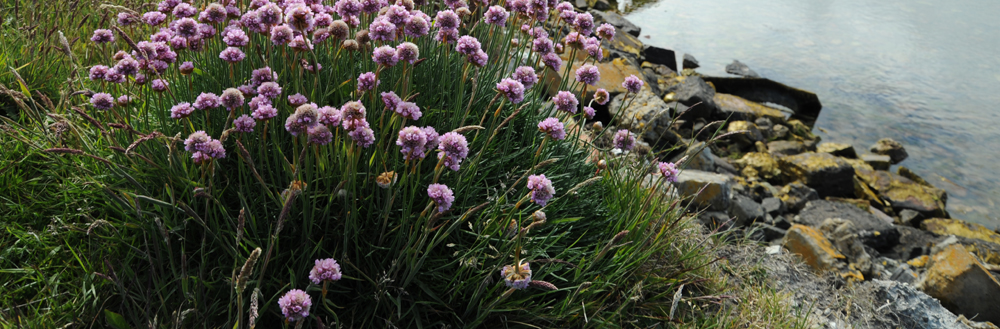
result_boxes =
[309,258,343,284]
[427,183,455,212]
[593,88,610,105]
[537,117,566,140]
[372,45,399,66]
[437,132,469,171]
[658,162,680,182]
[483,6,508,26]
[397,126,428,160]
[496,78,525,104]
[623,75,643,93]
[501,261,532,289]
[552,91,578,114]
[91,29,114,43]
[575,64,600,85]
[233,114,256,132]
[526,174,555,206]
[90,93,114,110]
[512,66,538,89]
[613,129,635,151]
[596,23,615,41]
[278,289,312,322]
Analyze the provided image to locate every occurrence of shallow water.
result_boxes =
[625,0,1000,228]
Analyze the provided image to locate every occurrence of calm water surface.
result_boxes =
[625,0,1000,228]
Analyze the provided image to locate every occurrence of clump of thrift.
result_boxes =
[623,75,644,94]
[309,258,343,284]
[427,183,455,212]
[526,174,555,206]
[277,289,311,322]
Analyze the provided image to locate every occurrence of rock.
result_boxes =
[771,124,789,139]
[713,156,739,175]
[602,29,644,62]
[786,119,817,141]
[898,166,933,187]
[919,244,1000,325]
[780,152,855,198]
[870,138,908,164]
[566,57,646,98]
[856,168,948,218]
[608,87,683,149]
[573,0,588,9]
[854,175,889,212]
[899,209,926,227]
[662,75,718,119]
[701,77,824,128]
[734,152,782,182]
[795,200,899,251]
[725,60,760,78]
[754,117,773,132]
[778,182,819,213]
[641,45,677,72]
[870,280,981,329]
[762,197,785,217]
[820,218,873,277]
[669,141,715,172]
[889,265,920,284]
[816,142,857,159]
[767,140,806,156]
[749,222,787,241]
[884,225,937,261]
[783,224,846,273]
[870,207,896,225]
[698,211,733,230]
[922,218,1000,245]
[726,121,764,147]
[671,170,734,211]
[729,194,765,226]
[588,10,640,37]
[682,53,699,69]
[860,154,891,170]
[590,0,612,10]
[770,215,792,230]
[713,93,786,123]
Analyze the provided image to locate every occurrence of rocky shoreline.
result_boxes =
[555,4,1000,328]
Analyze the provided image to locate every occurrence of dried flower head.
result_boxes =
[278,289,312,322]
[404,15,430,37]
[220,88,245,109]
[376,171,398,189]
[340,100,368,131]
[501,261,532,289]
[395,42,419,64]
[427,183,455,212]
[285,4,315,32]
[593,88,609,105]
[537,117,566,140]
[526,174,555,206]
[612,129,636,151]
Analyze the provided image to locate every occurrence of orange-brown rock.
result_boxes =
[782,224,845,273]
[919,244,1000,324]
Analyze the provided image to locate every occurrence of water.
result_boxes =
[625,0,1000,228]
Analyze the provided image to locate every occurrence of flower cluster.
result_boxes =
[278,289,312,322]
[526,174,555,206]
[396,126,439,160]
[308,258,343,284]
[537,117,566,140]
[437,132,469,171]
[658,161,680,182]
[183,131,226,163]
[427,183,455,212]
[613,129,636,151]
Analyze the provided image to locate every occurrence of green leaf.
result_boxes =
[104,310,131,329]
[551,217,583,224]
[193,68,204,75]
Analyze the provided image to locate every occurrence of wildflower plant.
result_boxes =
[2,0,708,326]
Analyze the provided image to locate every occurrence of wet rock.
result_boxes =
[662,75,718,120]
[771,124,790,139]
[870,280,980,329]
[899,209,926,227]
[671,170,734,211]
[861,154,891,170]
[767,140,806,156]
[762,197,785,217]
[816,142,857,159]
[641,45,677,72]
[870,138,908,164]
[919,244,1000,324]
[734,152,782,182]
[682,53,699,70]
[922,218,1000,245]
[588,10,641,37]
[795,200,899,251]
[729,193,765,226]
[856,168,948,218]
[780,152,855,198]
[783,224,846,273]
[714,93,786,123]
[898,166,933,187]
[701,77,823,127]
[608,88,683,149]
[778,182,819,213]
[725,60,760,78]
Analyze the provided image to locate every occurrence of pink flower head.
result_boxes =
[381,91,402,112]
[385,4,411,25]
[559,8,577,24]
[252,104,278,121]
[174,18,199,38]
[234,114,257,132]
[468,49,489,67]
[372,45,399,67]
[116,95,130,106]
[251,67,277,86]
[435,10,459,29]
[357,72,379,91]
[157,0,180,13]
[575,64,600,85]
[484,6,509,26]
[596,23,615,41]
[307,124,333,145]
[270,24,294,45]
[437,132,469,171]
[422,126,440,150]
[395,101,422,120]
[219,47,246,63]
[257,82,282,99]
[285,4,315,32]
[526,174,555,206]
[199,3,227,23]
[553,91,578,114]
[172,2,197,17]
[341,101,368,131]
[348,126,375,147]
[613,129,636,151]
[91,29,114,43]
[572,12,594,36]
[435,27,459,44]
[104,69,125,84]
[360,0,387,13]
[220,88,245,109]
[584,38,603,61]
[404,15,430,37]
[537,117,566,140]
[397,126,428,160]
[317,106,342,126]
[89,65,110,81]
[564,31,583,48]
[368,17,397,41]
[314,12,333,27]
[308,258,343,284]
[396,42,419,64]
[179,61,195,75]
[224,29,250,46]
[143,11,167,26]
[151,79,169,92]
[532,36,553,54]
[258,3,284,25]
[658,162,680,182]
[427,183,455,212]
[583,106,595,119]
[512,66,538,89]
[501,261,532,289]
[542,52,562,71]
[455,35,481,56]
[117,12,138,26]
[170,102,195,119]
[90,93,114,110]
[288,93,309,106]
[555,1,573,12]
[278,289,312,322]
[335,0,362,19]
[593,88,609,105]
[193,92,221,110]
[496,78,525,104]
[623,75,644,93]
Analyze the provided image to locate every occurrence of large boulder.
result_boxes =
[641,46,677,73]
[794,200,899,251]
[662,75,718,119]
[734,152,783,182]
[588,10,641,37]
[856,168,948,218]
[566,57,646,98]
[780,152,855,198]
[919,244,1000,325]
[870,138,908,164]
[922,218,1000,245]
[701,77,823,127]
[713,93,785,123]
[669,141,715,172]
[671,170,734,211]
[883,225,938,261]
[724,60,760,78]
[782,224,846,273]
[602,28,644,62]
[767,140,806,156]
[870,280,988,329]
[608,87,683,149]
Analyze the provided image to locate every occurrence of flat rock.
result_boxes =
[701,77,824,127]
[816,142,857,158]
[780,152,855,197]
[725,59,760,78]
[729,193,765,227]
[883,225,937,261]
[588,10,640,37]
[682,53,699,69]
[749,222,787,241]
[770,124,790,139]
[870,280,981,329]
[662,75,719,119]
[871,138,908,164]
[671,170,734,212]
[714,93,786,123]
[566,57,646,98]
[795,200,899,251]
[767,140,806,156]
[899,209,926,227]
[856,168,948,218]
[919,244,1000,325]
[922,218,1000,245]
[783,224,846,273]
[861,154,891,170]
[641,45,677,72]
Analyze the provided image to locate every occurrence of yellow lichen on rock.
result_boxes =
[922,218,1000,245]
[783,224,845,273]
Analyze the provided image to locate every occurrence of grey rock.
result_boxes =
[862,153,892,170]
[669,141,715,172]
[884,225,936,261]
[778,182,819,213]
[817,142,857,159]
[889,264,919,284]
[729,194,765,226]
[591,0,612,10]
[671,170,734,212]
[771,124,790,139]
[781,152,856,198]
[682,53,699,69]
[767,140,806,156]
[870,280,980,329]
[701,76,824,128]
[899,209,926,227]
[770,215,791,230]
[762,197,785,217]
[725,60,760,78]
[795,200,900,251]
[714,157,739,175]
[573,0,588,9]
[588,10,641,37]
[698,211,733,230]
[754,117,773,132]
[664,75,718,120]
[870,138,908,164]
[749,222,787,241]
[609,88,683,149]
[642,46,677,72]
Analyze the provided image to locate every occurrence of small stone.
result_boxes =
[754,117,773,131]
[783,224,846,273]
[762,197,785,217]
[770,215,792,230]
[899,209,926,227]
[729,194,765,227]
[727,121,764,147]
[816,142,857,158]
[870,138,908,164]
[861,154,891,170]
[767,140,806,156]
[682,53,699,70]
[750,222,787,241]
[724,60,760,78]
[771,124,790,139]
[919,244,1000,324]
[778,182,819,213]
[765,245,782,254]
